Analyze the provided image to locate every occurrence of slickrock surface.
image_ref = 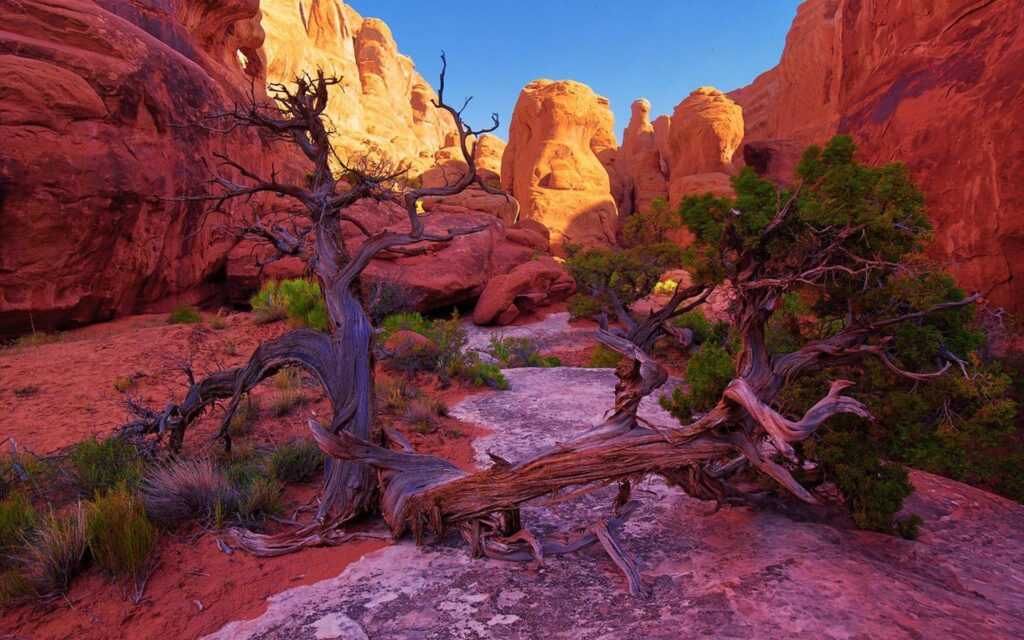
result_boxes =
[207,362,1024,640]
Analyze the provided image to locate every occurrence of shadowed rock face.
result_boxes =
[730,0,1024,313]
[206,362,1024,639]
[0,0,294,336]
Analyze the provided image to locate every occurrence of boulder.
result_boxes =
[472,258,576,325]
[0,0,294,337]
[667,87,744,207]
[729,0,1024,313]
[615,99,670,216]
[501,80,620,247]
[382,329,438,363]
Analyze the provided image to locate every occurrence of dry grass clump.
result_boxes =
[86,487,158,602]
[270,369,304,416]
[227,394,261,437]
[0,492,36,555]
[265,439,323,484]
[1,504,87,605]
[69,437,145,497]
[142,458,233,527]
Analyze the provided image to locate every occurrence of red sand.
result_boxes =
[0,311,489,639]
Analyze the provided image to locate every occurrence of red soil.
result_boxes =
[0,311,488,639]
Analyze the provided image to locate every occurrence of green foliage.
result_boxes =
[622,197,680,247]
[69,437,145,497]
[85,487,158,600]
[459,362,509,390]
[362,278,414,325]
[567,294,602,321]
[168,305,202,324]
[251,279,329,330]
[672,310,728,347]
[270,369,304,417]
[660,343,734,419]
[585,344,624,368]
[379,312,434,342]
[265,440,323,484]
[0,492,36,556]
[488,335,560,368]
[566,242,685,322]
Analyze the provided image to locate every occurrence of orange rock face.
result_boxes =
[501,80,620,247]
[0,0,289,336]
[666,87,744,207]
[259,0,454,173]
[420,133,519,225]
[731,0,1024,312]
[615,99,669,216]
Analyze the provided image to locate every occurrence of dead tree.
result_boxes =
[125,57,504,543]
[127,59,975,595]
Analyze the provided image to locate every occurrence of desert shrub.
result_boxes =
[3,505,88,604]
[362,278,414,324]
[400,397,437,434]
[69,437,145,497]
[652,280,678,296]
[671,310,727,346]
[208,310,229,330]
[377,311,483,384]
[566,241,685,325]
[585,344,624,368]
[488,335,560,368]
[622,197,681,247]
[85,487,158,601]
[270,369,304,417]
[168,305,201,325]
[224,462,282,527]
[376,377,417,414]
[0,492,36,557]
[567,293,602,321]
[251,279,329,330]
[659,343,734,419]
[227,394,260,437]
[458,361,508,390]
[378,312,434,342]
[142,458,233,527]
[432,400,449,417]
[265,439,323,484]
[0,451,47,501]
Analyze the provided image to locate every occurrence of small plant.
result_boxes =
[12,385,39,399]
[4,505,88,604]
[250,279,328,330]
[223,339,239,357]
[270,369,304,416]
[585,344,623,368]
[86,486,158,602]
[659,343,734,419]
[142,458,233,527]
[265,439,323,484]
[460,362,509,390]
[69,437,145,497]
[113,375,135,393]
[224,461,282,527]
[227,394,260,437]
[378,312,434,342]
[168,305,202,324]
[376,377,417,414]
[208,310,229,330]
[488,335,560,368]
[567,294,601,321]
[400,397,437,434]
[897,514,923,540]
[431,400,449,417]
[0,492,36,556]
[362,278,414,325]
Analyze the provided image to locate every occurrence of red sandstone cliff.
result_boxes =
[730,0,1024,312]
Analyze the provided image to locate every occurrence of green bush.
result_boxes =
[3,505,88,604]
[0,492,36,557]
[567,293,602,321]
[168,305,202,325]
[488,335,560,368]
[69,437,145,497]
[671,310,728,346]
[265,440,323,484]
[86,487,158,601]
[659,343,734,420]
[459,362,509,390]
[378,312,434,342]
[250,279,329,330]
[622,197,681,247]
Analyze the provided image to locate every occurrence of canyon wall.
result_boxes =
[730,0,1024,312]
[0,0,285,336]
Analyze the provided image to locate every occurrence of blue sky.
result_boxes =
[353,1,802,142]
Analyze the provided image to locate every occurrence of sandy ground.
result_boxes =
[0,310,495,639]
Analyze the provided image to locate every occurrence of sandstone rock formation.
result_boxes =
[667,87,744,206]
[0,0,288,336]
[730,0,1024,312]
[259,0,454,173]
[420,133,519,225]
[501,80,620,247]
[615,99,669,216]
[471,257,576,325]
